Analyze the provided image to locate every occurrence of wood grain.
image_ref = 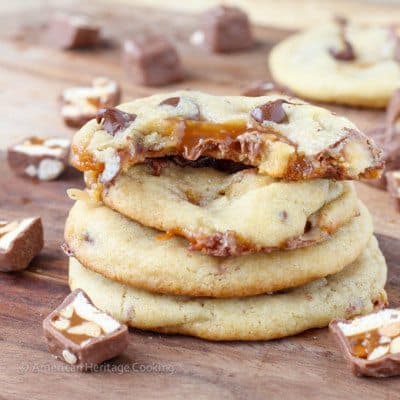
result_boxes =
[0,2,399,399]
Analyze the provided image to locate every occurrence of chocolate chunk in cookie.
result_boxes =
[96,108,137,136]
[251,100,288,123]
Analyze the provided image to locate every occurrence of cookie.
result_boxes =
[70,90,383,199]
[68,236,387,341]
[269,21,400,108]
[103,160,360,256]
[64,199,373,298]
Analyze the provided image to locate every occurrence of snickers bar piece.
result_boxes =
[61,77,121,128]
[386,171,400,211]
[45,13,100,50]
[366,89,400,189]
[330,309,400,377]
[8,136,70,181]
[123,35,184,86]
[192,6,254,53]
[43,289,128,370]
[0,217,43,272]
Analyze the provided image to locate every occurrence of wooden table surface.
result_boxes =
[0,1,399,399]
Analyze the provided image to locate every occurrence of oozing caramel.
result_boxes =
[72,145,105,173]
[174,119,249,154]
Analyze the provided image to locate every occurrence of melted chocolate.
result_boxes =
[251,100,288,124]
[159,96,181,107]
[96,108,137,136]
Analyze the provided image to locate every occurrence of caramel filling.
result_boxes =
[348,329,382,359]
[175,119,249,153]
[52,310,105,345]
[346,322,400,360]
[73,119,263,173]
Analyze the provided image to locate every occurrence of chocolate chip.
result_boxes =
[329,19,355,61]
[96,107,137,136]
[159,97,181,107]
[251,100,288,124]
[329,40,355,61]
[304,220,312,234]
[279,210,288,222]
[83,232,94,244]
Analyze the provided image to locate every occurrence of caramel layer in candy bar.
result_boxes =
[330,309,400,377]
[43,289,128,370]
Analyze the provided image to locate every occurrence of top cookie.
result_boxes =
[71,90,383,194]
[269,21,400,108]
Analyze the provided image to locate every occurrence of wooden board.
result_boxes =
[0,2,399,399]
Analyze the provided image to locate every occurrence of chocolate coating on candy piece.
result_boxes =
[43,289,128,371]
[96,108,137,136]
[329,308,400,378]
[7,136,70,181]
[0,217,43,272]
[199,6,253,53]
[123,35,184,86]
[46,13,100,50]
[251,100,289,123]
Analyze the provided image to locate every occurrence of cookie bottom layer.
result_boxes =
[69,236,387,341]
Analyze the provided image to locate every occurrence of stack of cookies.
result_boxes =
[64,91,387,341]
